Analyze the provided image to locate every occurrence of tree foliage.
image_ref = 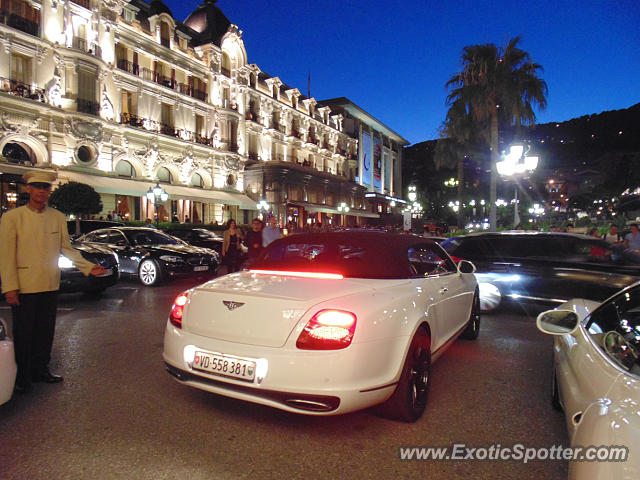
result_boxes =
[49,181,102,216]
[444,36,548,229]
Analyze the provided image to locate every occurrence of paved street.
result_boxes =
[0,278,567,480]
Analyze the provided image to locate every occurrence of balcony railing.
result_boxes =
[115,60,207,102]
[0,11,40,37]
[72,37,87,51]
[195,134,213,147]
[120,113,219,147]
[0,77,45,102]
[160,36,170,48]
[77,98,99,115]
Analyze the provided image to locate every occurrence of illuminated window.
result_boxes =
[115,160,135,177]
[157,167,172,183]
[10,53,30,83]
[191,173,204,188]
[123,8,136,23]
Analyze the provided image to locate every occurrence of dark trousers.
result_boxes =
[11,291,58,387]
[224,250,242,273]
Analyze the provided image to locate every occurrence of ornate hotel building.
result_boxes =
[0,0,399,226]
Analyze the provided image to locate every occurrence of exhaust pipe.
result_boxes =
[284,398,334,412]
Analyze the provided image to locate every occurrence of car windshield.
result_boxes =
[251,233,415,279]
[124,230,182,246]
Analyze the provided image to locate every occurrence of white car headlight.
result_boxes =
[160,255,183,263]
[58,255,74,269]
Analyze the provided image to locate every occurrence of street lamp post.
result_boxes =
[146,182,168,227]
[496,144,539,228]
[337,202,350,226]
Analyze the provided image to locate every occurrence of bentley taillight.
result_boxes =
[296,309,357,350]
[170,293,189,328]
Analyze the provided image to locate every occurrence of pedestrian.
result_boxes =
[624,224,640,252]
[222,219,243,273]
[243,218,263,265]
[262,216,282,247]
[184,216,191,224]
[0,171,108,394]
[603,224,621,244]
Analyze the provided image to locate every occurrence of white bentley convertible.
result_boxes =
[537,282,640,479]
[163,231,479,421]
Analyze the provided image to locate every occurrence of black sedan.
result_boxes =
[59,242,120,293]
[0,241,119,295]
[162,228,223,253]
[441,231,640,311]
[78,227,220,286]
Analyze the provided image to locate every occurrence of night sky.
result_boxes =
[164,0,640,145]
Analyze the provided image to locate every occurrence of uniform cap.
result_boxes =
[23,171,57,185]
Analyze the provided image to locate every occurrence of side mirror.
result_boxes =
[536,309,580,335]
[458,260,476,274]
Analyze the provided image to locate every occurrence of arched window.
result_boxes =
[160,22,170,48]
[191,173,204,188]
[157,167,172,183]
[115,160,136,177]
[2,142,32,165]
[221,52,231,77]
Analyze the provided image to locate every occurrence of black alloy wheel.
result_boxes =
[460,288,481,340]
[376,327,431,422]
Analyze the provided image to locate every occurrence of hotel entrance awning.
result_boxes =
[57,171,257,210]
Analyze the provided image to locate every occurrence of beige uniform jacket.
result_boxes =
[0,206,95,294]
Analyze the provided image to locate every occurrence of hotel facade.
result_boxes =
[0,0,402,227]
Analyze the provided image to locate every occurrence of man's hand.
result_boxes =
[5,290,19,305]
[89,265,109,277]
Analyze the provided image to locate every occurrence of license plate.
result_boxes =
[194,265,209,272]
[192,351,256,381]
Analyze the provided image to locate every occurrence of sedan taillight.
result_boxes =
[296,309,357,350]
[170,293,189,328]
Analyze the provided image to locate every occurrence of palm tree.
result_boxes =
[445,36,548,230]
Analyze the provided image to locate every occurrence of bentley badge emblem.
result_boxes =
[223,300,245,311]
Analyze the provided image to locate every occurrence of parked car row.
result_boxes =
[78,227,220,286]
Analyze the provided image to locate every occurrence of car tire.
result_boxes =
[376,327,431,422]
[139,259,162,286]
[460,289,481,340]
[551,365,563,412]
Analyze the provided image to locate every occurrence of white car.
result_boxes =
[537,282,640,479]
[0,318,17,405]
[164,231,479,421]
